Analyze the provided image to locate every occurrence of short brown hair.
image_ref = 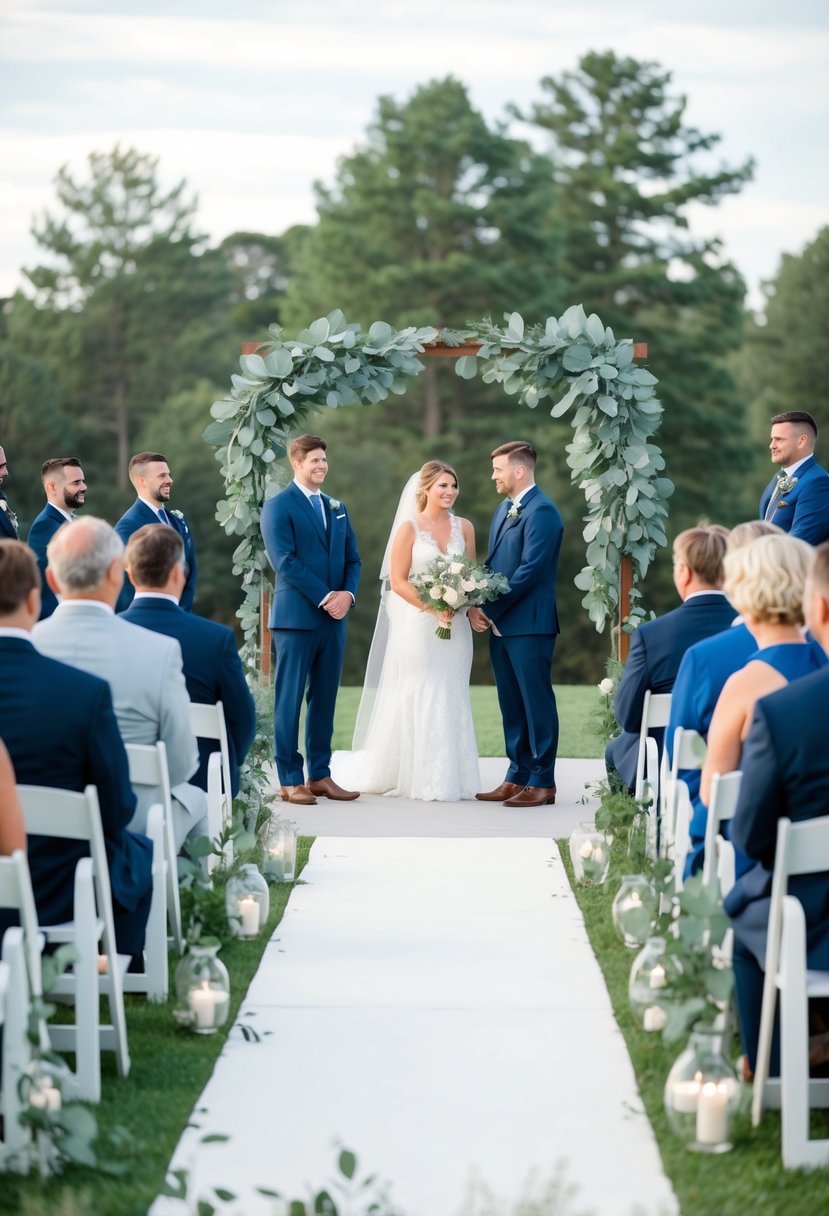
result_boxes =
[128,451,167,486]
[289,434,327,462]
[673,526,728,587]
[414,461,458,512]
[810,541,829,599]
[41,457,82,486]
[491,440,537,470]
[125,524,184,588]
[771,411,818,439]
[0,541,39,614]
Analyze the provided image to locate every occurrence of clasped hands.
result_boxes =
[468,606,492,633]
[323,591,353,620]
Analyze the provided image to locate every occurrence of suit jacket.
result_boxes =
[260,485,361,630]
[115,499,198,611]
[0,636,151,926]
[0,495,19,538]
[759,456,829,544]
[27,503,71,619]
[484,485,563,635]
[33,604,200,832]
[121,596,256,797]
[608,593,738,791]
[725,667,829,971]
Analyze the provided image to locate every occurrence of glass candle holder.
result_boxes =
[628,935,682,1031]
[226,863,270,937]
[568,822,611,884]
[263,817,297,883]
[611,874,657,948]
[664,1027,742,1152]
[174,942,231,1035]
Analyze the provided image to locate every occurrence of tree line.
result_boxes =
[1,51,825,683]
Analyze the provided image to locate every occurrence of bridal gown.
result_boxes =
[348,514,481,801]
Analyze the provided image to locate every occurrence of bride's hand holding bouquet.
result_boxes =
[409,554,510,639]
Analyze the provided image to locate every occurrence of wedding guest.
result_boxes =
[121,524,257,798]
[725,540,829,1075]
[0,739,26,855]
[260,435,361,806]
[667,520,783,875]
[759,410,829,543]
[115,451,198,612]
[0,443,19,538]
[0,540,152,958]
[605,525,736,794]
[27,456,88,619]
[34,517,207,849]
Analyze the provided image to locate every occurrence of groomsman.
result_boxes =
[27,456,87,618]
[470,440,563,807]
[260,434,361,806]
[760,410,829,543]
[115,451,198,611]
[0,444,19,538]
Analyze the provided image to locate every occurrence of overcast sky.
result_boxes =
[1,0,827,312]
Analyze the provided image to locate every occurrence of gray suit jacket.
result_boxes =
[33,603,203,833]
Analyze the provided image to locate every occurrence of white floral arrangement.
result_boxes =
[598,677,615,696]
[507,504,521,520]
[327,497,341,510]
[409,553,510,639]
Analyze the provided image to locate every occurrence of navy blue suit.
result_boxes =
[115,500,198,612]
[484,485,563,788]
[0,496,18,538]
[0,636,153,955]
[759,455,829,544]
[260,484,361,785]
[606,593,738,792]
[27,503,70,619]
[121,596,256,797]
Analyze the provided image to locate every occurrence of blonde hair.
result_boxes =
[724,534,812,625]
[415,461,458,512]
[673,526,728,587]
[727,520,783,553]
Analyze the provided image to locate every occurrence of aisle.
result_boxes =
[153,838,678,1216]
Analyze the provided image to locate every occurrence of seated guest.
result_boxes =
[606,526,737,793]
[26,456,88,619]
[0,738,26,855]
[33,517,207,850]
[725,541,829,1076]
[0,541,152,956]
[667,521,783,875]
[121,525,256,798]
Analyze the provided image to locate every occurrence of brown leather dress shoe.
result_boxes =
[280,784,317,805]
[475,781,526,802]
[307,776,360,801]
[503,785,557,807]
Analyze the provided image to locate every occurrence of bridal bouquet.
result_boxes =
[410,554,510,639]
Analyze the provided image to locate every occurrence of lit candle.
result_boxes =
[649,963,666,989]
[643,1004,667,1032]
[592,846,605,865]
[189,982,216,1029]
[670,1078,701,1113]
[579,840,594,859]
[212,990,230,1025]
[630,891,642,905]
[238,896,259,937]
[696,1081,728,1145]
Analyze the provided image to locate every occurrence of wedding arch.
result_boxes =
[204,305,672,668]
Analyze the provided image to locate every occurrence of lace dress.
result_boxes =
[346,514,480,801]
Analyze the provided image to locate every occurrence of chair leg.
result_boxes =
[780,901,812,1167]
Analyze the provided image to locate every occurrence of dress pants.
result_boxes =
[273,619,346,785]
[489,633,558,787]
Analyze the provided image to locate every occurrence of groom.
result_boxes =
[470,440,563,807]
[260,434,361,806]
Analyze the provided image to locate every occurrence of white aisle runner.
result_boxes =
[154,839,678,1216]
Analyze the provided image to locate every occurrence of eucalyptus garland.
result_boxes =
[205,304,671,668]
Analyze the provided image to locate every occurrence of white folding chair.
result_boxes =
[119,795,167,1002]
[19,784,131,1101]
[634,691,672,803]
[662,727,707,857]
[752,815,829,1167]
[670,779,693,895]
[126,741,183,957]
[0,929,33,1169]
[189,701,233,873]
[702,771,742,894]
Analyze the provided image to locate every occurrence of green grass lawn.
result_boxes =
[331,684,604,759]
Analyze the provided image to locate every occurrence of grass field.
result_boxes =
[330,683,604,759]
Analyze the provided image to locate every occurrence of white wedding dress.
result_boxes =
[343,512,480,801]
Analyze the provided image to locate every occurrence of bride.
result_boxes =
[344,461,481,801]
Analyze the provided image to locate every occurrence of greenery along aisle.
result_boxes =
[205,304,673,665]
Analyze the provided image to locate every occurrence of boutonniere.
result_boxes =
[327,497,341,510]
[170,508,185,520]
[0,497,18,530]
[776,473,798,497]
[507,503,521,520]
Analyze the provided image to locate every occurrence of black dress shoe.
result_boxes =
[475,781,525,802]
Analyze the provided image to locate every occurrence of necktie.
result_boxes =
[158,508,171,525]
[764,480,783,522]
[310,494,325,528]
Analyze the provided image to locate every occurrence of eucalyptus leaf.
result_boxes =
[240,353,268,379]
[264,348,294,378]
[455,355,478,380]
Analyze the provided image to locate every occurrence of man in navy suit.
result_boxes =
[0,541,153,957]
[759,410,829,544]
[121,523,257,798]
[606,526,737,793]
[725,541,829,1074]
[260,435,361,806]
[115,451,198,612]
[470,441,563,807]
[0,444,19,538]
[27,456,87,618]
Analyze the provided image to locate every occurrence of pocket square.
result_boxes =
[335,513,346,520]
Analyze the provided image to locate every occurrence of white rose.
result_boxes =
[598,678,614,695]
[450,562,464,575]
[461,579,477,592]
[443,587,459,606]
[430,587,443,599]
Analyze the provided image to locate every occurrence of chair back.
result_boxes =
[671,778,693,893]
[0,850,42,998]
[126,741,182,953]
[634,691,672,800]
[702,771,742,888]
[189,701,233,809]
